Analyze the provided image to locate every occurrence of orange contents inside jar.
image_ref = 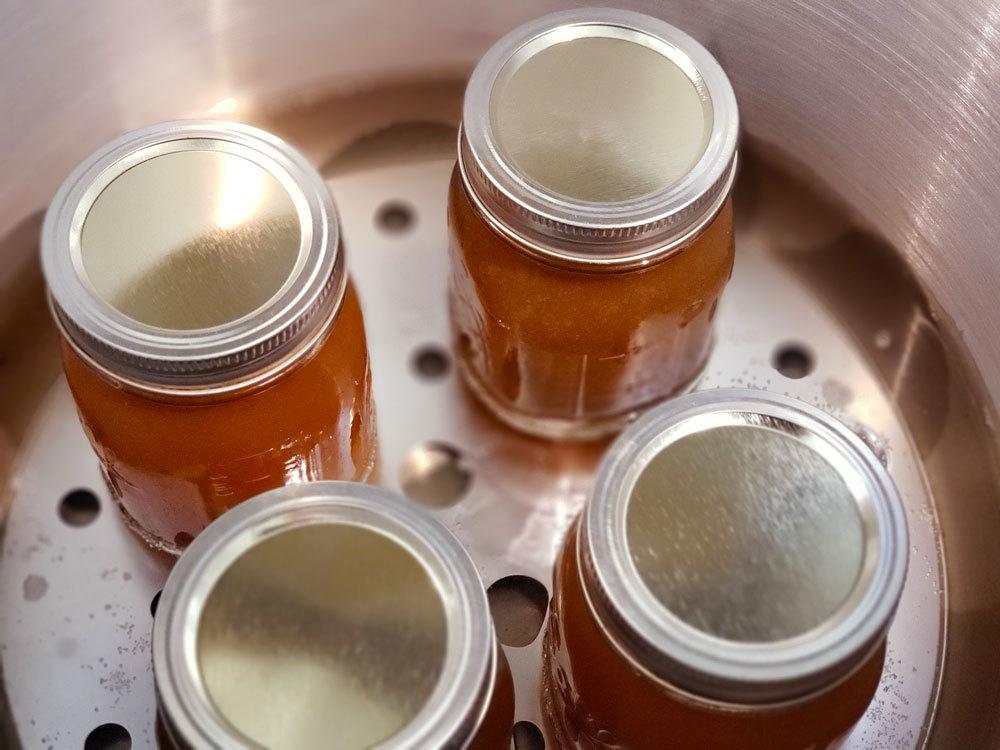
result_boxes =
[41,121,377,553]
[450,9,740,440]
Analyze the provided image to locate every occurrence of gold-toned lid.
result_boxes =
[628,425,864,643]
[459,8,739,269]
[42,120,345,393]
[583,389,909,705]
[198,523,448,749]
[80,149,301,331]
[153,483,498,749]
[491,35,711,204]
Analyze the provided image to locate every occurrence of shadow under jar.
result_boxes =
[449,9,739,441]
[153,482,514,750]
[542,389,909,749]
[41,121,376,554]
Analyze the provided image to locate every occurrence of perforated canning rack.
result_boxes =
[1,78,981,749]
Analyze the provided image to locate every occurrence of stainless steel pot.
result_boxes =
[1,2,998,748]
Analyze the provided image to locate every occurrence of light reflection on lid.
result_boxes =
[81,150,301,330]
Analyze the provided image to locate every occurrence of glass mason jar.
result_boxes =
[449,9,739,440]
[41,121,376,554]
[153,482,515,750]
[542,389,909,749]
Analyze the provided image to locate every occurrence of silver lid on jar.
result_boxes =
[459,9,739,269]
[580,389,909,705]
[41,120,345,393]
[153,482,498,750]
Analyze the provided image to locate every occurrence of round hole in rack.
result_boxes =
[376,201,415,234]
[84,723,131,750]
[772,342,815,379]
[487,575,549,647]
[512,720,545,750]
[174,532,194,550]
[58,489,100,527]
[150,590,162,618]
[411,344,451,380]
[400,442,472,508]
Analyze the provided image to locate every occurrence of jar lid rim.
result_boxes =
[460,9,740,267]
[41,120,345,391]
[582,389,909,704]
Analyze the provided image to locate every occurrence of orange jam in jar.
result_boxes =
[450,9,739,440]
[41,121,376,553]
[154,482,514,750]
[543,390,909,749]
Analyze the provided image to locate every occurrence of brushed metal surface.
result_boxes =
[0,115,947,747]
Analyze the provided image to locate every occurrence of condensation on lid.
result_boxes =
[491,35,711,203]
[197,523,448,749]
[80,149,302,330]
[627,425,864,643]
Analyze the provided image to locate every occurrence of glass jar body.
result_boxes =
[542,526,886,749]
[61,282,376,553]
[447,167,734,440]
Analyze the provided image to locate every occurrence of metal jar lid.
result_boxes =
[580,389,909,705]
[153,482,498,750]
[458,8,739,270]
[41,120,346,393]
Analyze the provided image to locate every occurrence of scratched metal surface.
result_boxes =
[0,141,949,747]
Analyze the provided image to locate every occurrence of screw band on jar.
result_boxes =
[448,9,740,441]
[543,389,909,748]
[154,482,514,750]
[42,120,346,394]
